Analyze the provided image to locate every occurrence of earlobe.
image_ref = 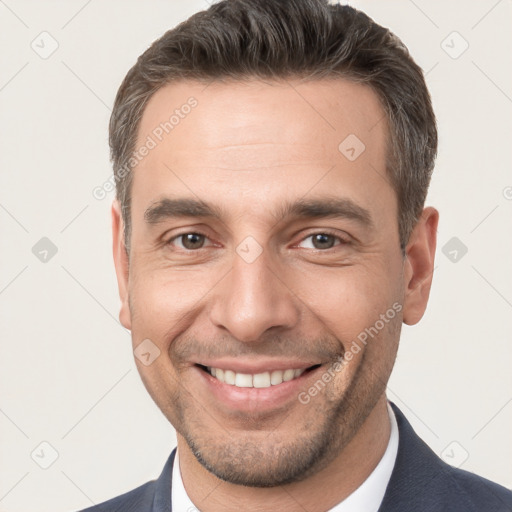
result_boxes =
[402,207,439,326]
[112,200,132,330]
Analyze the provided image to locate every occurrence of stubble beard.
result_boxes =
[130,291,402,488]
[176,345,391,488]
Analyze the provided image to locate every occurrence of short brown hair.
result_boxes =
[110,0,437,251]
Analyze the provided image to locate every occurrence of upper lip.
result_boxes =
[194,358,322,374]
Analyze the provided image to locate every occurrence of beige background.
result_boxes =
[0,1,511,510]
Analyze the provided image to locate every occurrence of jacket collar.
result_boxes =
[378,402,453,512]
[153,449,175,511]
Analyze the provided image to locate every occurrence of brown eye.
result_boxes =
[174,233,206,250]
[311,233,336,249]
[297,232,348,251]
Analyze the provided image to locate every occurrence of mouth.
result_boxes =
[192,358,331,413]
[196,363,322,388]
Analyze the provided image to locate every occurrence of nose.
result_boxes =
[209,249,300,343]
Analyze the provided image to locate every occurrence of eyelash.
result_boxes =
[165,230,350,251]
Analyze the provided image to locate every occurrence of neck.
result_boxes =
[177,395,391,512]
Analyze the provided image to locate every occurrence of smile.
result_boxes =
[197,364,321,388]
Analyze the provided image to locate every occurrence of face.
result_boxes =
[112,78,437,487]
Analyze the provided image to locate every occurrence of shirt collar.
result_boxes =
[328,401,399,512]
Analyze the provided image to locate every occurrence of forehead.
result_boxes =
[137,78,387,156]
[131,78,393,221]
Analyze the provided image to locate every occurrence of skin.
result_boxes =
[112,78,438,512]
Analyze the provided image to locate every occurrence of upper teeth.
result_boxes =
[208,367,305,388]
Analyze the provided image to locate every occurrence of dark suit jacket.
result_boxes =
[79,403,512,511]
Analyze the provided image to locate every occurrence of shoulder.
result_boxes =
[439,464,512,511]
[382,403,512,512]
[77,480,157,512]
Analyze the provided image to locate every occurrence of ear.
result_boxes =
[112,200,132,330]
[402,207,439,325]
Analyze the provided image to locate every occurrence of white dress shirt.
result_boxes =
[172,402,399,512]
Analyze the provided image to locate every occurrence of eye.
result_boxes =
[167,232,210,250]
[297,232,348,250]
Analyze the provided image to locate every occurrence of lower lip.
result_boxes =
[194,365,323,413]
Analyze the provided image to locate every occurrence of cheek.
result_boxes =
[291,264,400,342]
[128,265,216,342]
[291,262,403,392]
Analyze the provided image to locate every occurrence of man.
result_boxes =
[81,1,512,511]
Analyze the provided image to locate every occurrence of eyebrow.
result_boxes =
[275,197,373,228]
[144,198,225,224]
[144,197,373,228]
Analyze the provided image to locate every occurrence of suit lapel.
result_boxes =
[153,449,176,511]
[378,403,453,512]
